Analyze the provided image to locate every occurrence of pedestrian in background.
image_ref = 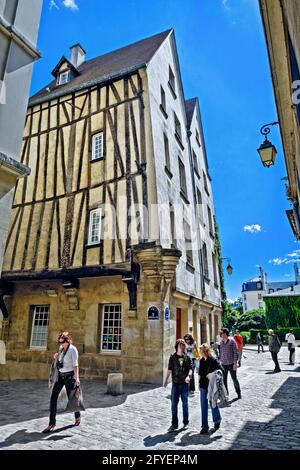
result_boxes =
[256,332,265,353]
[233,330,243,366]
[287,330,296,365]
[183,334,199,395]
[164,339,193,432]
[268,329,281,373]
[198,343,224,434]
[219,328,241,399]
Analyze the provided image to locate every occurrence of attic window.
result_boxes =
[58,71,70,85]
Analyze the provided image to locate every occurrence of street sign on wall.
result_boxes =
[148,305,160,320]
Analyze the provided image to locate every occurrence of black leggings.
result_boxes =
[289,348,295,364]
[49,372,80,425]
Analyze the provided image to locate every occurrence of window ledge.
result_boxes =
[165,166,173,179]
[168,81,177,99]
[160,105,168,119]
[186,262,195,273]
[180,190,190,205]
[175,133,184,150]
[86,242,102,248]
[91,156,105,163]
[99,351,122,355]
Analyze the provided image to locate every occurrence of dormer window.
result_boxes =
[58,71,70,85]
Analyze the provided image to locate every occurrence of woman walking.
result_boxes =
[184,334,199,395]
[198,343,224,434]
[268,329,281,373]
[43,331,81,433]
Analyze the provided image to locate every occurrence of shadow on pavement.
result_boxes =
[229,376,300,450]
[0,428,72,448]
[0,380,159,427]
[176,431,223,447]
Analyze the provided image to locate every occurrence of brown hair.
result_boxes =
[175,338,186,352]
[58,331,73,344]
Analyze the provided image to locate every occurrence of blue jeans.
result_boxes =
[200,387,221,430]
[171,383,189,427]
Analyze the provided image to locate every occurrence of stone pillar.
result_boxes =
[124,243,182,384]
[211,308,216,342]
[206,313,210,344]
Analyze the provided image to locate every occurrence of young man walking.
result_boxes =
[164,339,193,432]
[219,328,241,399]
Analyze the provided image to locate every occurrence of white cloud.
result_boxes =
[268,258,288,266]
[222,0,231,9]
[243,224,262,233]
[284,274,291,277]
[49,0,59,10]
[63,0,79,10]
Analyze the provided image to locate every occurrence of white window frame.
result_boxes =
[91,131,104,161]
[100,304,122,354]
[58,71,70,85]
[30,305,49,350]
[88,208,102,245]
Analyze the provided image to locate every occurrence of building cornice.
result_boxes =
[0,15,41,61]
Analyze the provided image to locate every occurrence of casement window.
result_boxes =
[202,242,209,279]
[212,252,218,286]
[196,188,204,223]
[88,208,102,245]
[160,86,167,115]
[168,66,176,96]
[164,133,171,171]
[257,282,262,290]
[170,205,176,248]
[193,150,199,175]
[91,131,104,161]
[258,293,262,300]
[178,157,187,195]
[203,170,209,195]
[184,220,193,266]
[174,113,182,142]
[207,206,214,236]
[30,306,49,349]
[58,71,70,85]
[100,304,122,352]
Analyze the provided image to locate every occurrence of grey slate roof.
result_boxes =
[185,98,197,129]
[29,29,172,107]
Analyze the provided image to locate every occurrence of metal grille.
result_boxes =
[30,306,49,349]
[101,304,122,352]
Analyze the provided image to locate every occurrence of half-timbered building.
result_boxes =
[0,29,222,383]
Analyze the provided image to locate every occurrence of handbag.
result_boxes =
[65,385,85,412]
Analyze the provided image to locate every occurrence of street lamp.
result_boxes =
[222,258,233,275]
[257,122,279,167]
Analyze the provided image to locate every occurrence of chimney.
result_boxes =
[70,43,86,68]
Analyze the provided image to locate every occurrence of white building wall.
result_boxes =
[242,290,266,312]
[146,32,202,298]
[188,104,221,307]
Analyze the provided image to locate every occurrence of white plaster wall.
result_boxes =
[146,32,201,298]
[189,103,221,307]
[242,290,266,312]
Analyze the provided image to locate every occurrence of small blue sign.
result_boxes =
[164,307,170,321]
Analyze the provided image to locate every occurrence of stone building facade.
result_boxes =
[0,29,222,383]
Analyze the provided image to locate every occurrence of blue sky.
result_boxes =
[31,0,299,300]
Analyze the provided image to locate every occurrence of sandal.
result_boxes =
[42,424,55,433]
[74,417,81,426]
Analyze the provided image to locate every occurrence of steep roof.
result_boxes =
[185,98,197,129]
[29,29,172,107]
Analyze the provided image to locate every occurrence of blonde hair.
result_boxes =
[200,343,215,359]
[268,329,274,335]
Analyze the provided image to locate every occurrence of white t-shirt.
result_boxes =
[58,344,78,373]
[287,334,296,347]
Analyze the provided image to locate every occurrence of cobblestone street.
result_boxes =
[0,347,299,450]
